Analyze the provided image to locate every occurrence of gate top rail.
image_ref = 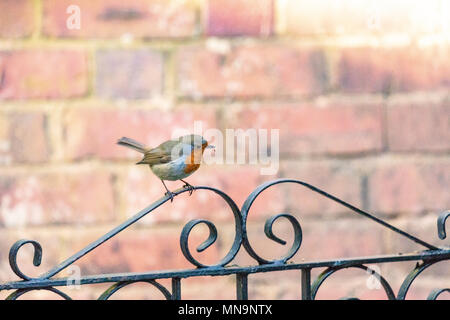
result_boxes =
[1,179,449,300]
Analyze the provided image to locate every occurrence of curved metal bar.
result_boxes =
[180,219,218,267]
[8,239,43,281]
[311,265,396,300]
[437,210,450,240]
[98,280,172,300]
[427,288,450,300]
[251,213,302,265]
[241,179,438,265]
[179,186,243,268]
[6,287,71,300]
[2,178,447,300]
[7,186,241,280]
[397,260,444,300]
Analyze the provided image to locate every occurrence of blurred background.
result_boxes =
[0,0,449,299]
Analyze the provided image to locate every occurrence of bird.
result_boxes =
[117,135,214,202]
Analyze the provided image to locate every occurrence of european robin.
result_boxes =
[117,135,214,201]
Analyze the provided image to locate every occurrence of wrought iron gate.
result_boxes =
[1,179,449,300]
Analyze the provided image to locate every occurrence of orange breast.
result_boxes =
[183,145,205,174]
[184,162,200,174]
[183,150,200,174]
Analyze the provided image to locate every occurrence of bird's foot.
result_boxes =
[165,191,175,202]
[182,182,195,196]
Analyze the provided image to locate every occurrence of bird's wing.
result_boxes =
[137,140,182,165]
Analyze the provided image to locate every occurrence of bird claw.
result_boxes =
[183,183,195,196]
[165,191,174,202]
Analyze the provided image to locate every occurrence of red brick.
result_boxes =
[0,170,116,227]
[176,45,328,98]
[368,162,450,215]
[224,102,383,155]
[0,50,88,99]
[200,166,283,221]
[306,219,386,259]
[338,46,450,94]
[95,49,163,99]
[42,0,197,38]
[280,161,363,217]
[121,165,284,225]
[279,0,368,36]
[0,0,35,38]
[63,105,218,160]
[245,272,300,299]
[175,277,236,300]
[387,101,450,152]
[0,112,50,164]
[206,0,273,36]
[279,0,447,36]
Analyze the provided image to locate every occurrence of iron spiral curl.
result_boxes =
[8,239,44,281]
[179,186,243,268]
[241,179,305,265]
[1,179,448,300]
[438,210,450,241]
[4,185,243,280]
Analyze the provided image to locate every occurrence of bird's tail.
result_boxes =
[117,137,148,153]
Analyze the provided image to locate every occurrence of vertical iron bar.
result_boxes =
[301,268,312,300]
[236,273,248,300]
[171,278,181,300]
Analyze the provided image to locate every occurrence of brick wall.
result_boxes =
[0,0,449,300]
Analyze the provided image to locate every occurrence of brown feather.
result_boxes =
[117,137,148,153]
[137,139,183,165]
[137,152,172,165]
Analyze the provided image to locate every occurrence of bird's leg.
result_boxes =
[161,179,174,202]
[180,179,194,196]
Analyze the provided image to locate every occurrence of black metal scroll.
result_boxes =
[0,179,448,300]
